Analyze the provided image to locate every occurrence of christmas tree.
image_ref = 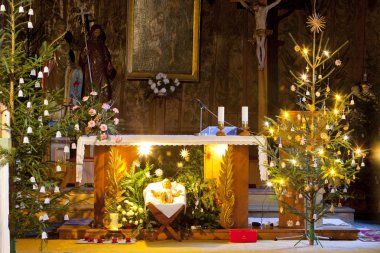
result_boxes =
[0,0,72,251]
[263,2,364,246]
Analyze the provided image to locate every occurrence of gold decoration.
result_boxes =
[105,147,127,218]
[217,146,235,228]
[306,13,326,33]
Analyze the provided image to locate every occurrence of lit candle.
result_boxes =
[242,106,248,123]
[218,106,224,124]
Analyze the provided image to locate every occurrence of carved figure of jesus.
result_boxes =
[239,0,281,70]
[151,178,182,204]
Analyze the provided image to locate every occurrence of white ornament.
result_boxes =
[0,4,6,12]
[41,231,48,239]
[30,69,36,76]
[64,199,70,205]
[299,193,303,199]
[342,114,346,120]
[37,71,43,78]
[64,145,70,153]
[44,99,49,105]
[361,162,365,167]
[28,8,34,15]
[316,91,321,97]
[35,81,41,88]
[296,220,301,226]
[23,136,29,144]
[44,110,49,116]
[19,78,25,84]
[313,214,317,220]
[306,90,310,96]
[44,198,50,204]
[325,179,328,184]
[27,126,33,134]
[26,101,32,108]
[55,131,62,138]
[30,176,36,183]
[331,188,335,193]
[71,143,77,149]
[33,184,38,190]
[269,161,275,167]
[27,21,33,29]
[64,214,70,221]
[74,124,80,131]
[325,124,330,130]
[54,186,60,193]
[290,85,296,91]
[350,98,355,105]
[351,159,356,167]
[18,6,24,13]
[279,143,283,148]
[302,97,306,102]
[43,66,49,74]
[18,90,24,97]
[56,165,62,172]
[43,213,49,221]
[40,186,46,193]
[343,187,348,193]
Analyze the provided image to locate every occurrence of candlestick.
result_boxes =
[216,122,226,136]
[218,106,224,123]
[242,106,248,123]
[239,121,250,136]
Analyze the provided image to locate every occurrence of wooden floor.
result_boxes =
[16,239,380,253]
[57,225,359,241]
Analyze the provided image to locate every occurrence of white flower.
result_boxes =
[156,73,163,79]
[122,210,127,215]
[162,73,167,79]
[174,78,180,86]
[138,207,144,213]
[122,217,127,222]
[117,205,121,210]
[150,83,156,90]
[134,220,139,225]
[132,206,138,211]
[154,88,159,94]
[157,81,162,87]
[155,169,163,177]
[160,88,166,94]
[145,171,151,178]
[127,211,133,216]
[170,86,175,92]
[129,219,133,224]
[148,79,153,85]
[163,78,170,84]
[139,219,143,223]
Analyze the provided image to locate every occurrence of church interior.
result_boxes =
[0,0,380,252]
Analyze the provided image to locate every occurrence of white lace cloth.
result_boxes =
[143,182,186,218]
[75,135,268,183]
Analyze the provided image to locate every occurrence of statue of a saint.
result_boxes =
[79,24,116,102]
[151,178,183,204]
[239,0,282,70]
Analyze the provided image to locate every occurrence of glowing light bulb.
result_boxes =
[267,181,273,187]
[269,128,274,135]
[283,111,289,118]
[302,48,309,55]
[330,168,335,175]
[355,148,362,156]
[213,144,228,156]
[323,50,330,57]
[318,149,324,155]
[138,144,152,156]
[264,121,269,127]
[301,73,307,81]
[335,94,342,101]
[334,109,339,115]
[279,179,285,185]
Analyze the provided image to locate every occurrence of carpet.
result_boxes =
[359,230,380,242]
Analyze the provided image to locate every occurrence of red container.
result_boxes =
[229,229,257,243]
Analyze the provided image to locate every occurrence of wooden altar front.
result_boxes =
[75,135,267,228]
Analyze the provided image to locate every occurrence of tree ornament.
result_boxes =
[306,89,310,96]
[18,6,24,13]
[291,85,296,91]
[343,187,347,193]
[302,96,307,102]
[326,85,331,93]
[64,214,70,221]
[30,69,36,76]
[27,126,33,134]
[23,136,29,144]
[56,165,61,172]
[350,97,355,105]
[43,99,49,105]
[0,3,5,12]
[356,165,360,171]
[35,81,41,88]
[335,59,342,66]
[43,66,49,74]
[54,186,60,193]
[44,110,49,116]
[33,184,38,190]
[325,178,328,184]
[19,78,24,84]
[306,13,326,33]
[55,131,62,138]
[44,198,50,204]
[37,71,43,78]
[64,145,70,153]
[71,143,77,149]
[43,213,49,221]
[342,114,346,120]
[74,124,80,131]
[331,188,335,193]
[18,90,24,97]
[313,213,317,220]
[298,193,303,199]
[27,21,33,29]
[361,161,365,167]
[315,91,321,97]
[41,231,48,239]
[329,204,334,212]
[281,162,286,168]
[40,186,46,193]
[30,177,36,183]
[28,8,34,15]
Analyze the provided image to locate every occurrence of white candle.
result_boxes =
[218,106,224,123]
[242,106,248,123]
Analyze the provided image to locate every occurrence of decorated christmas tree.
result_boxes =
[0,0,73,251]
[263,1,365,246]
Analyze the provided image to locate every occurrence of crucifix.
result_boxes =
[73,7,94,84]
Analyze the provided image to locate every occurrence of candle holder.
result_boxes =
[239,122,251,136]
[216,122,226,136]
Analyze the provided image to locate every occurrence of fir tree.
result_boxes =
[263,2,364,246]
[0,0,72,251]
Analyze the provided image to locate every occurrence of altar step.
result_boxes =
[67,189,94,219]
[247,188,355,224]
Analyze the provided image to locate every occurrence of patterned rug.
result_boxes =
[358,230,380,242]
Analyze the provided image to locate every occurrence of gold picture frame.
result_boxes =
[127,0,201,81]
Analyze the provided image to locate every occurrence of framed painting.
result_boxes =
[127,0,201,81]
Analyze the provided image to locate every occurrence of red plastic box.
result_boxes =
[229,229,257,243]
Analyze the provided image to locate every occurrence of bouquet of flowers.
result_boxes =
[147,73,180,97]
[117,200,146,230]
[70,91,119,140]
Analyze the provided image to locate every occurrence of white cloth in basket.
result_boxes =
[143,181,186,218]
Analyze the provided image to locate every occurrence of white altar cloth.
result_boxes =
[143,182,186,218]
[75,135,268,183]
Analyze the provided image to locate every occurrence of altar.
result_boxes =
[75,135,268,228]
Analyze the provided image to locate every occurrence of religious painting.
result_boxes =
[127,0,200,81]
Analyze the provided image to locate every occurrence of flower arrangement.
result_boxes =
[147,73,180,97]
[70,91,119,140]
[117,200,146,230]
